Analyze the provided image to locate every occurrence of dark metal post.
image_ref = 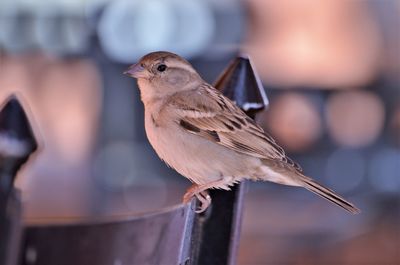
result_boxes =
[192,55,269,265]
[0,96,38,265]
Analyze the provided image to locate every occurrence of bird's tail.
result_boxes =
[298,175,361,214]
[258,162,360,214]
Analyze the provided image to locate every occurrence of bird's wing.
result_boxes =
[167,83,302,172]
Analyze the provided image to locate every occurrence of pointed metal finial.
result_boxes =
[193,55,269,265]
[0,95,38,192]
[213,54,269,117]
[0,95,37,265]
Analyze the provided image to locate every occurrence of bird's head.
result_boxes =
[124,51,202,101]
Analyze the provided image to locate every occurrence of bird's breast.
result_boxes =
[144,111,204,182]
[143,109,260,186]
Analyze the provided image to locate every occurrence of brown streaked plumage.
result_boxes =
[124,51,360,214]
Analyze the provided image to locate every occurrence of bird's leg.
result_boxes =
[183,177,234,213]
[183,184,211,212]
[195,191,211,213]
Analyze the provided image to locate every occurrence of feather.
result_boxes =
[261,159,360,214]
[300,175,361,214]
[170,83,302,171]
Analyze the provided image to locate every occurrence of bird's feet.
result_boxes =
[183,185,212,213]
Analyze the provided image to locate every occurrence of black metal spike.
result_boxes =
[214,54,269,118]
[0,95,37,265]
[192,55,269,265]
[0,95,38,192]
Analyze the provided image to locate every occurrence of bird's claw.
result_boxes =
[183,190,211,213]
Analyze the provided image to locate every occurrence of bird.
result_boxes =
[124,51,360,214]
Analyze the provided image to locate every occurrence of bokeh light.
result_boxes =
[324,148,365,193]
[245,0,382,88]
[326,90,385,148]
[260,92,322,152]
[368,148,400,193]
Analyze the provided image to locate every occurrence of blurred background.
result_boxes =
[1,0,399,264]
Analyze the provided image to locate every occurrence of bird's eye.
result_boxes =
[157,64,167,72]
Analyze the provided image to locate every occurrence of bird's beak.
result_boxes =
[124,63,146,78]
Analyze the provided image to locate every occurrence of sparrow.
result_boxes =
[124,51,360,214]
